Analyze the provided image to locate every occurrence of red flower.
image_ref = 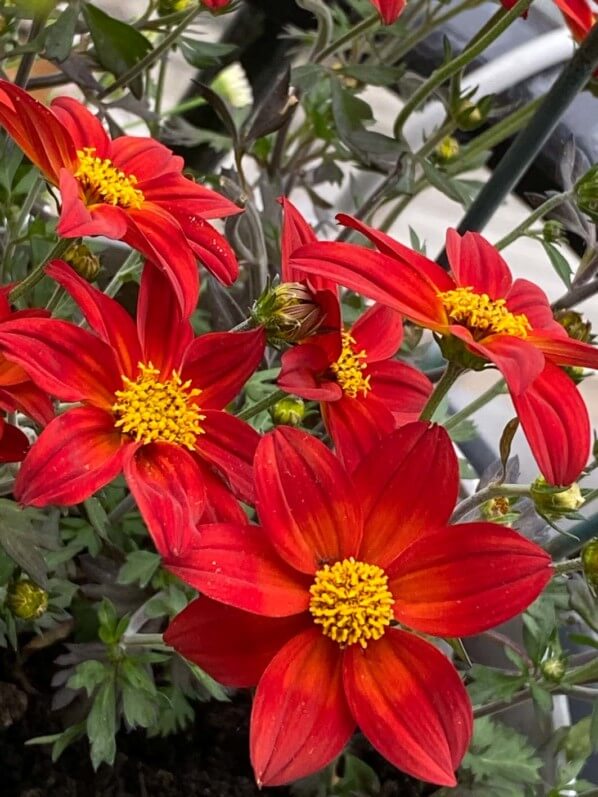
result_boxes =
[202,0,232,8]
[164,424,552,787]
[278,303,432,470]
[0,81,242,316]
[290,217,598,486]
[0,416,30,463]
[369,0,406,24]
[0,260,265,557]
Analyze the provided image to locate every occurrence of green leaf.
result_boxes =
[332,754,380,795]
[0,499,47,587]
[44,4,78,62]
[83,4,152,99]
[340,64,404,87]
[117,550,160,588]
[529,682,553,715]
[27,722,86,762]
[590,701,598,753]
[87,676,117,770]
[121,682,158,729]
[541,240,573,288]
[420,159,476,207]
[179,38,237,69]
[67,660,108,696]
[468,664,527,704]
[186,661,230,702]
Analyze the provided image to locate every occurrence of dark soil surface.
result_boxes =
[1,650,430,797]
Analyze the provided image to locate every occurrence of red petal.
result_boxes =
[165,596,309,688]
[369,0,406,23]
[0,381,54,426]
[195,458,247,524]
[138,171,242,219]
[389,523,552,636]
[181,327,266,409]
[46,260,141,378]
[51,96,111,157]
[353,423,458,568]
[343,629,471,786]
[251,629,354,787]
[278,197,335,292]
[554,0,595,35]
[56,169,128,239]
[15,406,125,506]
[0,318,120,409]
[110,136,184,180]
[530,333,598,370]
[350,303,403,362]
[506,278,563,333]
[0,419,29,462]
[278,343,341,402]
[511,361,590,486]
[164,523,311,616]
[336,213,454,290]
[124,443,206,558]
[137,261,192,375]
[367,360,433,420]
[446,229,512,299]
[255,427,362,574]
[323,394,396,473]
[196,411,260,504]
[291,242,447,329]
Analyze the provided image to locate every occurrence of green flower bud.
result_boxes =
[575,165,598,222]
[64,243,101,282]
[554,309,592,343]
[481,496,511,520]
[158,0,193,13]
[541,655,567,683]
[432,136,460,165]
[542,220,565,244]
[453,97,491,132]
[7,579,48,620]
[582,539,598,592]
[269,396,305,427]
[252,282,325,345]
[530,476,584,518]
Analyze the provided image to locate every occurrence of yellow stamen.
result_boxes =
[309,557,394,649]
[330,331,371,398]
[112,363,205,449]
[75,147,144,209]
[439,286,531,339]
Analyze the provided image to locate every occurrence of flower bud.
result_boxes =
[63,243,101,282]
[575,165,598,222]
[158,0,193,12]
[554,310,592,343]
[530,476,584,518]
[7,579,48,620]
[251,282,325,345]
[542,220,565,244]
[432,136,460,165]
[541,655,567,683]
[453,98,490,132]
[481,496,511,521]
[269,396,305,427]
[582,539,598,592]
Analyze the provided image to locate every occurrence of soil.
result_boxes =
[1,650,431,797]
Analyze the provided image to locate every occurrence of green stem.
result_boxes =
[237,389,287,421]
[553,557,583,576]
[9,238,73,304]
[451,483,532,522]
[98,5,203,99]
[108,494,136,525]
[121,633,170,650]
[0,174,44,280]
[393,0,532,139]
[494,192,572,251]
[315,13,379,63]
[418,362,463,421]
[103,251,142,299]
[444,378,505,431]
[544,512,598,559]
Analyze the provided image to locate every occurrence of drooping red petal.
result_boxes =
[367,359,433,420]
[251,628,354,787]
[194,459,246,524]
[0,418,29,462]
[511,361,590,486]
[0,318,121,409]
[56,169,129,239]
[336,213,455,291]
[51,96,111,158]
[181,327,266,409]
[278,196,335,292]
[196,410,260,504]
[254,427,362,574]
[505,278,564,333]
[0,81,76,184]
[138,171,242,220]
[136,260,192,376]
[124,443,206,558]
[445,229,512,299]
[15,406,126,506]
[353,423,458,568]
[350,303,403,362]
[291,242,448,329]
[368,0,406,24]
[530,333,598,370]
[46,259,141,378]
[165,597,310,688]
[322,394,396,473]
[164,523,311,616]
[389,523,552,636]
[278,343,341,402]
[343,629,471,787]
[0,381,54,426]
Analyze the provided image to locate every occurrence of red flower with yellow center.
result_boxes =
[278,303,432,470]
[164,424,552,788]
[369,0,406,24]
[0,260,265,557]
[290,216,598,486]
[0,81,242,316]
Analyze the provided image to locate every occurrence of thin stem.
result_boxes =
[237,389,287,421]
[9,238,73,304]
[494,192,572,251]
[552,278,598,310]
[393,0,532,138]
[98,6,203,100]
[103,251,142,299]
[121,633,170,650]
[108,494,136,525]
[418,363,463,421]
[230,318,255,333]
[315,13,379,63]
[444,378,505,432]
[14,11,50,89]
[151,53,169,137]
[451,483,532,522]
[45,285,64,313]
[545,511,598,559]
[553,557,583,576]
[1,174,44,280]
[482,629,532,668]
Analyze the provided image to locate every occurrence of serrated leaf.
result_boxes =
[121,682,158,729]
[468,664,527,704]
[463,717,542,790]
[340,64,404,86]
[67,660,108,696]
[83,4,152,99]
[420,159,475,207]
[87,676,117,770]
[0,500,47,587]
[117,550,160,588]
[530,682,553,714]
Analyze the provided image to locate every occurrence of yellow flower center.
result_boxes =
[330,331,371,398]
[439,286,531,339]
[75,147,144,209]
[309,557,395,649]
[112,363,205,449]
